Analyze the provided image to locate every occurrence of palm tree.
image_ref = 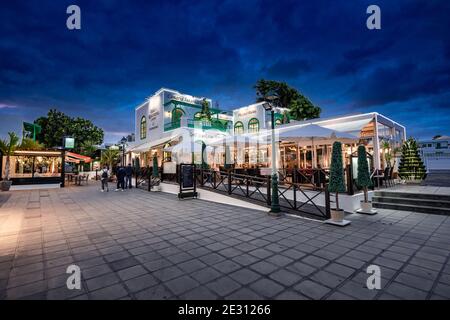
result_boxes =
[0,132,20,181]
[100,148,119,171]
[79,140,97,158]
[381,140,392,167]
[18,138,45,151]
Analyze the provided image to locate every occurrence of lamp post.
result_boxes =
[120,137,127,166]
[263,96,281,215]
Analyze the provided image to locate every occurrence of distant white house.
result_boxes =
[419,136,450,172]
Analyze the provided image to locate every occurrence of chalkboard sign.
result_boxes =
[178,164,197,199]
[182,165,194,188]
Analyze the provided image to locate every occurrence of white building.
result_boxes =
[127,88,406,175]
[419,136,450,172]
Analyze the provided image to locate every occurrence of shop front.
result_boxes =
[1,150,63,185]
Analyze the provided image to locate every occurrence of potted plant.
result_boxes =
[0,132,20,191]
[151,154,161,191]
[326,141,350,225]
[355,145,377,214]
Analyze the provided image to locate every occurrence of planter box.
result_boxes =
[0,180,12,191]
[355,201,378,215]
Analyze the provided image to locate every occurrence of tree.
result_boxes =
[398,138,426,180]
[356,145,372,203]
[0,132,20,181]
[100,148,119,171]
[18,138,45,151]
[328,141,346,210]
[254,79,321,120]
[152,154,159,178]
[199,99,212,121]
[34,109,104,153]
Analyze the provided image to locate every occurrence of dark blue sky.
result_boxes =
[1,0,449,143]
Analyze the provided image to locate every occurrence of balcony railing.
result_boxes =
[164,119,231,132]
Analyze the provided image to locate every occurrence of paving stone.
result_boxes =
[294,280,330,299]
[165,275,199,296]
[125,274,158,293]
[117,265,148,281]
[6,280,46,299]
[249,278,284,298]
[89,283,128,300]
[109,257,140,272]
[250,261,279,275]
[199,253,226,266]
[337,280,378,300]
[433,283,450,299]
[310,270,346,289]
[225,288,263,300]
[269,269,301,287]
[287,262,317,277]
[249,248,273,259]
[266,254,293,267]
[301,255,329,268]
[151,266,184,282]
[212,260,241,274]
[190,267,223,284]
[232,254,260,266]
[394,272,434,291]
[385,282,428,300]
[86,273,120,292]
[206,276,241,297]
[180,286,218,300]
[229,269,261,285]
[135,284,173,300]
[324,263,355,278]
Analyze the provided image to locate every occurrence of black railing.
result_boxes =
[195,168,330,220]
[135,166,161,191]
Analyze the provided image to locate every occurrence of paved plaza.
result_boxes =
[0,183,449,300]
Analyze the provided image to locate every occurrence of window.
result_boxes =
[234,121,244,134]
[248,118,259,133]
[140,116,147,140]
[172,108,184,124]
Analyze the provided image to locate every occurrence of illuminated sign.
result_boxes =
[64,137,75,149]
[171,94,204,105]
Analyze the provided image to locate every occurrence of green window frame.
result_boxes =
[140,116,147,140]
[248,118,259,133]
[172,107,185,124]
[234,121,244,134]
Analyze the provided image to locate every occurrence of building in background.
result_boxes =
[419,136,450,172]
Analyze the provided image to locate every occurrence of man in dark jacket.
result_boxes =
[115,165,126,191]
[125,163,133,189]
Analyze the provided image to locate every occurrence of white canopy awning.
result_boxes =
[128,134,180,153]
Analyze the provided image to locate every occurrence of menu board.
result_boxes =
[182,165,194,189]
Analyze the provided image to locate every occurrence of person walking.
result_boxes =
[115,165,126,191]
[125,163,133,189]
[100,166,109,192]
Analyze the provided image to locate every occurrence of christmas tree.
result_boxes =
[398,137,426,180]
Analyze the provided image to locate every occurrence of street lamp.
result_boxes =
[120,137,127,166]
[263,96,281,215]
